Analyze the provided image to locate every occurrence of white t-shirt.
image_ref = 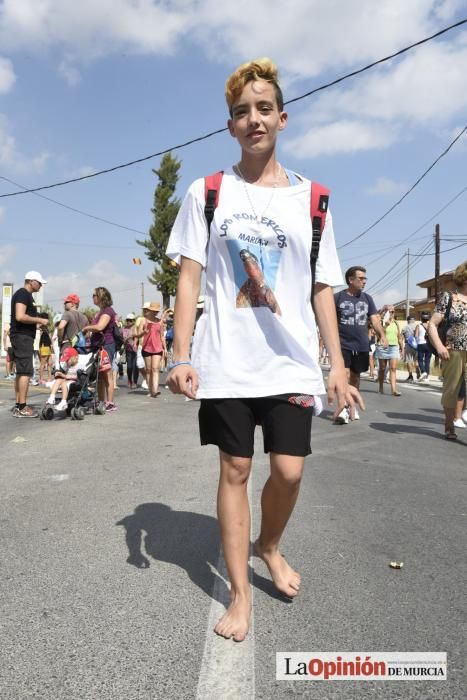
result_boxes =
[166,168,344,398]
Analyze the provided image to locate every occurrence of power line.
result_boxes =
[0,19,466,200]
[0,236,138,249]
[338,126,467,249]
[0,175,147,235]
[339,182,467,265]
[369,240,433,294]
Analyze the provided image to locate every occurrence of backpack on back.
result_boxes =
[203,171,329,306]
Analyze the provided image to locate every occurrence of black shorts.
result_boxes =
[10,334,34,376]
[341,349,369,375]
[142,350,162,358]
[199,394,314,458]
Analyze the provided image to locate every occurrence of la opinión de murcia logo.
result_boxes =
[276,653,447,681]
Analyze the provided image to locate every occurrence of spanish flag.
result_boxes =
[132,257,142,265]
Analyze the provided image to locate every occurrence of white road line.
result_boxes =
[196,479,255,700]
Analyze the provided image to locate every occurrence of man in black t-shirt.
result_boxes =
[10,271,49,418]
[334,266,387,423]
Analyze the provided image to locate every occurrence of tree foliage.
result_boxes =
[138,152,181,309]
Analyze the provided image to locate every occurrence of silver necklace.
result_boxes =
[235,162,283,233]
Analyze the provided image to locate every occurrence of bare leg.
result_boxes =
[15,375,30,404]
[105,370,114,403]
[389,359,399,394]
[255,453,304,598]
[349,369,360,390]
[151,356,162,396]
[214,450,252,642]
[378,359,386,393]
[144,356,153,395]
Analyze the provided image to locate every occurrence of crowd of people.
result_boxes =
[332,263,467,437]
[4,272,173,418]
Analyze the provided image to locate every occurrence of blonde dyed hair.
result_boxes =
[225,58,283,115]
[453,261,467,286]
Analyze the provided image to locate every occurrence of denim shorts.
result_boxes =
[375,345,400,361]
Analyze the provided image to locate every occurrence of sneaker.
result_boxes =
[56,400,68,411]
[141,380,148,390]
[453,418,466,429]
[417,372,427,381]
[405,376,414,383]
[13,405,38,418]
[46,396,56,405]
[30,378,39,386]
[462,409,467,423]
[334,406,350,425]
[352,407,360,420]
[105,401,118,412]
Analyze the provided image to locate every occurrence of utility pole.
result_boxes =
[405,248,410,319]
[434,224,440,301]
[141,281,145,308]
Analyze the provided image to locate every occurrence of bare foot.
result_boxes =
[214,593,251,642]
[254,540,301,598]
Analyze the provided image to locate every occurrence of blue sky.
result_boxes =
[0,0,466,316]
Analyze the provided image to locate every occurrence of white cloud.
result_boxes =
[0,244,15,267]
[58,57,81,86]
[43,260,151,315]
[284,120,399,158]
[0,114,50,173]
[0,1,464,161]
[0,0,188,58]
[0,1,460,74]
[366,177,409,196]
[372,287,405,308]
[0,56,15,93]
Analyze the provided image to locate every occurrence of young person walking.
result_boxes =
[166,58,362,642]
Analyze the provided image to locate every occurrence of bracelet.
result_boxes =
[168,361,191,370]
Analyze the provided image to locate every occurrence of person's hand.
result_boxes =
[38,317,49,327]
[438,345,450,361]
[167,364,199,399]
[327,364,365,419]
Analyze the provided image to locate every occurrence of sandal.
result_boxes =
[392,391,401,397]
[445,427,457,441]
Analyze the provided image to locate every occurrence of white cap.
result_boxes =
[126,313,136,320]
[25,270,47,284]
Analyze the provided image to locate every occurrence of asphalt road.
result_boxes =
[0,373,465,699]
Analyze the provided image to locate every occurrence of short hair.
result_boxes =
[453,261,467,286]
[38,312,49,319]
[345,266,366,285]
[94,286,113,307]
[225,58,284,116]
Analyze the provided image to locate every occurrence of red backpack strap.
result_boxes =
[309,181,330,306]
[204,171,224,238]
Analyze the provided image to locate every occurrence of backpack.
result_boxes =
[112,323,125,353]
[204,171,329,306]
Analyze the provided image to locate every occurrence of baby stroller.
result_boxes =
[41,349,106,421]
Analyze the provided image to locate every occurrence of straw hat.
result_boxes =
[146,301,161,313]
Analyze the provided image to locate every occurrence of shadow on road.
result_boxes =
[116,502,280,605]
[383,411,443,425]
[369,422,467,445]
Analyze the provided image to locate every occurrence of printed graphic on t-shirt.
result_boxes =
[224,218,284,314]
